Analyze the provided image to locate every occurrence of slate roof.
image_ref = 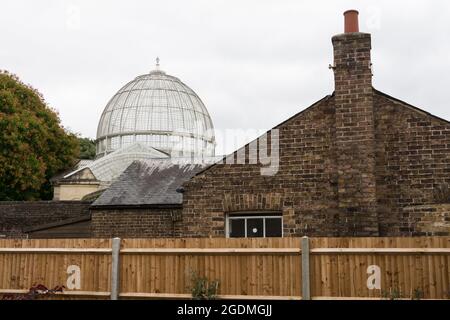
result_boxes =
[91,159,210,208]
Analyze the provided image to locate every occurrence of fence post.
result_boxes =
[301,236,311,300]
[111,237,121,300]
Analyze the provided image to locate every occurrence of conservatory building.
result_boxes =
[96,62,215,158]
[52,62,216,201]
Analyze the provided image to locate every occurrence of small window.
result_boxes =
[265,218,282,237]
[227,213,283,238]
[247,218,264,237]
[230,219,245,237]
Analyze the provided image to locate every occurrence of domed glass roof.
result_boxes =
[96,63,215,158]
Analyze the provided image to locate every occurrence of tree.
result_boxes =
[0,71,79,200]
[77,137,96,160]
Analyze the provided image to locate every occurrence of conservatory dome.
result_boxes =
[96,61,215,158]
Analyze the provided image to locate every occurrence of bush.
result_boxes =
[190,271,219,300]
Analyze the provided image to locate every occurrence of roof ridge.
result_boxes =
[374,88,450,125]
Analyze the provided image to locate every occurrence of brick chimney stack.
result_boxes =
[332,10,379,236]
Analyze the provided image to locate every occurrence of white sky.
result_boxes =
[2,0,450,154]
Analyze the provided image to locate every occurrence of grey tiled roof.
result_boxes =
[91,159,209,207]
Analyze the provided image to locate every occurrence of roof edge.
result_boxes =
[23,215,91,233]
[90,203,182,210]
[374,88,450,125]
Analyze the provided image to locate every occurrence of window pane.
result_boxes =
[247,219,264,238]
[265,218,282,237]
[229,219,245,238]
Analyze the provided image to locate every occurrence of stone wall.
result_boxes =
[54,184,101,201]
[0,201,91,238]
[91,208,181,238]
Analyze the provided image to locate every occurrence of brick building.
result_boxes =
[175,10,450,238]
[88,10,450,239]
[1,10,449,239]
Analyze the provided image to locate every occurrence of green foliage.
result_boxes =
[412,288,424,300]
[0,71,79,200]
[77,137,96,160]
[190,271,219,300]
[381,287,424,300]
[381,287,403,300]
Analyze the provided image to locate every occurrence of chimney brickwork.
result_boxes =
[332,13,379,236]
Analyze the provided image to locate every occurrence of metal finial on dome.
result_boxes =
[150,57,164,74]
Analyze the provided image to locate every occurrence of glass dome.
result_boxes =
[96,64,215,158]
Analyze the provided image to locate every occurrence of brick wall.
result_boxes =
[0,201,91,238]
[177,89,450,238]
[91,208,180,238]
[180,96,342,237]
[401,204,450,236]
[374,92,450,235]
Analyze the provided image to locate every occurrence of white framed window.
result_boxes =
[226,213,283,238]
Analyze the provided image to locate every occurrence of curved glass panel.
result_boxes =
[96,69,215,157]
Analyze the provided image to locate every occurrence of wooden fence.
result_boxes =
[0,237,449,300]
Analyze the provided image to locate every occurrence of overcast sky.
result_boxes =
[2,0,450,154]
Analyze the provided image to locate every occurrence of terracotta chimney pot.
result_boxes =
[344,10,359,33]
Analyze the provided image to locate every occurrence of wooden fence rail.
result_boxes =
[0,237,448,300]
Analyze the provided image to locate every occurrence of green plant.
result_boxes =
[77,137,96,160]
[412,288,424,300]
[381,287,403,300]
[190,271,219,300]
[381,287,425,300]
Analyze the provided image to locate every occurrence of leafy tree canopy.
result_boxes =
[0,71,79,200]
[77,137,96,160]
